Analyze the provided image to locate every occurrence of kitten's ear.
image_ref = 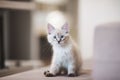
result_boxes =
[47,23,55,34]
[61,22,69,33]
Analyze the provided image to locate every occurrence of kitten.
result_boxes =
[44,23,82,77]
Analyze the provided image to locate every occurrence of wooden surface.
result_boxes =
[0,66,33,77]
[0,1,36,10]
[0,67,92,80]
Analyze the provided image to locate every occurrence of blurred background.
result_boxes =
[0,0,120,77]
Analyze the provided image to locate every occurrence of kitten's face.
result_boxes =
[47,23,70,46]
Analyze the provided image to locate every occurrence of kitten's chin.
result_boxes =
[52,42,64,46]
[57,42,67,46]
[51,41,69,47]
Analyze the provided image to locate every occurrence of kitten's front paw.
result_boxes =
[68,73,76,77]
[44,70,54,77]
[44,70,49,75]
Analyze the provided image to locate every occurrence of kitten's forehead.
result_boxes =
[55,30,63,36]
[51,28,67,36]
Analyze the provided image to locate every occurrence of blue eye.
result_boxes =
[53,36,56,39]
[61,35,64,38]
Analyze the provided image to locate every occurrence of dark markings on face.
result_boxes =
[53,33,66,44]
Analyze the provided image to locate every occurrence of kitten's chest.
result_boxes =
[53,46,72,56]
[53,46,73,63]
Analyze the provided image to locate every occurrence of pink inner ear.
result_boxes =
[62,23,69,33]
[48,23,55,34]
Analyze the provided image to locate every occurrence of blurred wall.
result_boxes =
[8,10,31,60]
[78,0,120,60]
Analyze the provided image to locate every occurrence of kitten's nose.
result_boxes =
[58,41,61,44]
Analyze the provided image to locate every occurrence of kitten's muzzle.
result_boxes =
[58,40,61,44]
[56,38,62,44]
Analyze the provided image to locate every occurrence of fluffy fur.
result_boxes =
[44,23,82,77]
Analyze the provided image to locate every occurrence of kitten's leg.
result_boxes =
[44,64,60,77]
[50,64,60,75]
[67,65,77,77]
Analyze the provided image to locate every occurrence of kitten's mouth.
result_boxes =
[58,41,61,44]
[57,41,64,45]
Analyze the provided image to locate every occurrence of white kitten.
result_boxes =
[44,23,82,77]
